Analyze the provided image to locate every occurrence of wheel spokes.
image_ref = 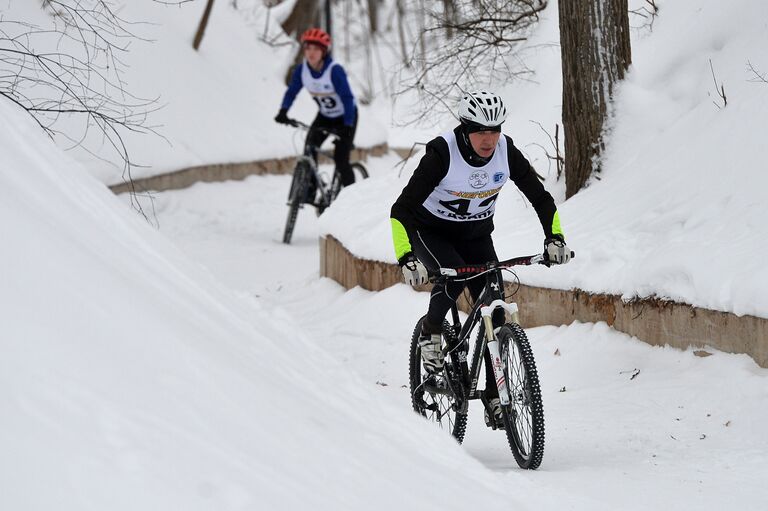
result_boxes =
[505,342,535,457]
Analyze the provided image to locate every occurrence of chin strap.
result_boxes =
[460,126,492,165]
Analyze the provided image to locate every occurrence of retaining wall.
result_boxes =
[320,235,768,368]
[109,143,389,194]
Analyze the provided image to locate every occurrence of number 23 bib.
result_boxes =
[301,61,345,118]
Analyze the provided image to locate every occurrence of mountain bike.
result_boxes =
[282,119,369,244]
[409,252,572,469]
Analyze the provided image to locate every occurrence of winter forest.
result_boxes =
[1,0,767,509]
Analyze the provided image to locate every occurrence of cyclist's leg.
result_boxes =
[412,230,469,333]
[457,235,504,399]
[305,115,330,202]
[333,108,357,187]
[457,235,502,324]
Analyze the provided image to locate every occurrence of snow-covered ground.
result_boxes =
[128,158,768,510]
[320,0,768,318]
[3,0,768,508]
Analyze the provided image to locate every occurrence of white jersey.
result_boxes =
[421,130,510,222]
[301,60,345,118]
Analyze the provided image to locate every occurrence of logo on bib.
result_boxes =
[468,171,489,189]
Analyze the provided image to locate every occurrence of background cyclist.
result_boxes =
[390,90,571,426]
[274,28,358,205]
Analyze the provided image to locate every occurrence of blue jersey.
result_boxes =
[280,56,356,126]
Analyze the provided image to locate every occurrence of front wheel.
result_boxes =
[497,323,545,469]
[409,317,467,443]
[283,159,309,244]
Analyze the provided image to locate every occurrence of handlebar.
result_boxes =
[283,118,309,129]
[281,117,337,138]
[429,251,575,281]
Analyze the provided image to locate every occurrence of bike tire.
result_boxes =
[351,162,369,180]
[283,159,310,244]
[497,323,545,469]
[328,162,369,204]
[409,317,467,443]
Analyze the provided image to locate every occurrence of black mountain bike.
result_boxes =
[282,119,369,244]
[409,252,571,470]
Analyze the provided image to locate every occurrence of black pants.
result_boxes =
[412,229,504,398]
[306,109,358,187]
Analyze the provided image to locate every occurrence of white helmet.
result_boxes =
[458,90,508,128]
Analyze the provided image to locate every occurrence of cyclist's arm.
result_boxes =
[330,64,356,126]
[390,138,449,261]
[506,136,565,241]
[280,64,304,111]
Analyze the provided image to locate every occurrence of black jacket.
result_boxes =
[391,126,560,245]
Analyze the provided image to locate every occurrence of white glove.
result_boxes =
[400,253,428,286]
[545,238,572,265]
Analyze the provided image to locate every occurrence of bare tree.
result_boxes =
[193,0,216,50]
[747,60,768,84]
[0,0,161,185]
[559,0,631,198]
[629,0,659,31]
[367,0,380,33]
[280,0,320,83]
[394,0,547,126]
[281,0,320,37]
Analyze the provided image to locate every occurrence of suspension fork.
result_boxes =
[482,300,519,406]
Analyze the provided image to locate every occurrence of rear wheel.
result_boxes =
[409,317,467,443]
[497,323,545,469]
[351,162,369,180]
[283,159,310,244]
[328,162,370,203]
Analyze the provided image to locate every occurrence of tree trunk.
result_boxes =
[367,0,379,33]
[280,0,320,84]
[281,0,320,37]
[559,0,631,198]
[193,0,215,51]
[395,0,410,67]
[442,0,456,38]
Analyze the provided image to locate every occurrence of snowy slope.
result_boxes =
[0,1,386,185]
[319,0,768,318]
[3,0,768,508]
[0,96,521,510]
[132,158,768,511]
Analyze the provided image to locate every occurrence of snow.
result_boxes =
[321,0,768,318]
[123,163,768,510]
[1,0,768,509]
[0,95,519,511]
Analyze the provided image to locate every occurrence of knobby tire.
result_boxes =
[283,160,309,244]
[409,317,467,443]
[497,323,545,469]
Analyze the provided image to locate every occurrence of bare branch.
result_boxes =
[709,59,727,108]
[528,120,564,180]
[629,0,659,31]
[394,0,546,126]
[747,60,768,84]
[0,0,165,219]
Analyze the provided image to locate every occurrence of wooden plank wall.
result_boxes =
[110,143,389,195]
[320,235,768,368]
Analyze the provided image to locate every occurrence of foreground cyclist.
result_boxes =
[274,27,358,204]
[390,90,571,427]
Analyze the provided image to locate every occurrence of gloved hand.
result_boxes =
[399,252,428,286]
[274,108,290,125]
[545,237,572,265]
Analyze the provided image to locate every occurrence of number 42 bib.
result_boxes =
[422,131,510,221]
